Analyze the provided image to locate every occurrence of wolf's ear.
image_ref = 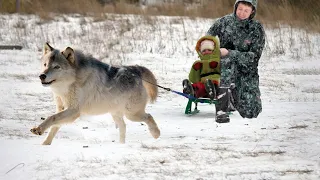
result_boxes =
[62,47,75,64]
[44,42,54,55]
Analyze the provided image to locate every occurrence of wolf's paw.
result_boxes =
[119,138,125,144]
[149,127,160,139]
[42,141,52,145]
[30,127,43,135]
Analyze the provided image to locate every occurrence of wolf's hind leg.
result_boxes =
[42,126,60,145]
[126,112,160,139]
[111,114,126,144]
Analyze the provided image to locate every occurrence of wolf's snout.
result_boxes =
[39,74,46,80]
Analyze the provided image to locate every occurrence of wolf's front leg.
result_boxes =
[42,126,60,145]
[30,108,80,144]
[39,96,64,145]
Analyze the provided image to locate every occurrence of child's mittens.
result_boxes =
[192,62,202,70]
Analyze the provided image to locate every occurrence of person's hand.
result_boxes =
[220,48,229,57]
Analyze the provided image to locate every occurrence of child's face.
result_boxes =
[201,49,213,55]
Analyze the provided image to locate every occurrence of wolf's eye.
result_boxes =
[44,63,46,67]
[54,65,60,69]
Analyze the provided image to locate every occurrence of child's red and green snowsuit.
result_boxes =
[188,35,221,98]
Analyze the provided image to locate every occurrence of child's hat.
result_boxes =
[200,40,215,52]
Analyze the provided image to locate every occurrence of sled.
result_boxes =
[184,97,217,115]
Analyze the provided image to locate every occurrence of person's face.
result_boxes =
[236,3,253,20]
[201,49,213,55]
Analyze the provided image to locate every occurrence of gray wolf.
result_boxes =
[30,43,160,145]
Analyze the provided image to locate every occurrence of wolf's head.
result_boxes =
[39,43,76,89]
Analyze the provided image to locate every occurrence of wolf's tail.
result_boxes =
[139,66,158,103]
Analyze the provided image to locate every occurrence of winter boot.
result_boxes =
[215,111,230,123]
[182,79,194,95]
[205,79,216,100]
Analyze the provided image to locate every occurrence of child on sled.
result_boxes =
[183,35,234,123]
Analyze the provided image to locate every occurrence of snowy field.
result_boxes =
[0,14,319,180]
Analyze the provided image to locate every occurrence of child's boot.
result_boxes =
[205,79,216,100]
[182,79,194,95]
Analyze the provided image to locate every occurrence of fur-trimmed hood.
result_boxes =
[195,35,220,60]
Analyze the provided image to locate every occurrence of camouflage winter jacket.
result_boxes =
[206,1,265,118]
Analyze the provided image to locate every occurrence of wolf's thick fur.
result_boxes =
[31,43,160,145]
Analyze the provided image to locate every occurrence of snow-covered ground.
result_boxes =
[0,14,319,180]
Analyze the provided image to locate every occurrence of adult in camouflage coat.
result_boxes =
[207,0,265,119]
